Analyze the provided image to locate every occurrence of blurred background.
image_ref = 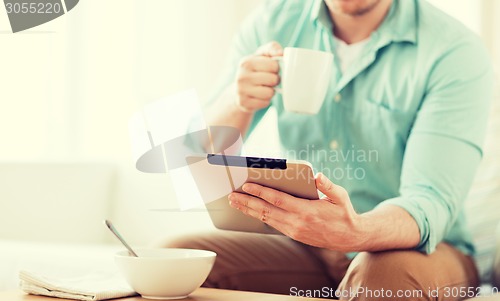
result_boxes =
[0,0,499,290]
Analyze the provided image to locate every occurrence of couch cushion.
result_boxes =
[494,223,500,288]
[465,87,500,283]
[0,163,115,244]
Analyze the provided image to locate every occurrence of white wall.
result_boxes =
[487,0,500,73]
[427,0,500,74]
[427,0,482,34]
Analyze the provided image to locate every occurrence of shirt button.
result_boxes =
[329,140,339,150]
[334,94,342,103]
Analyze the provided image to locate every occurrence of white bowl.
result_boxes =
[115,248,216,300]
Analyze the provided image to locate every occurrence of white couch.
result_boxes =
[0,163,118,290]
[0,162,214,291]
[465,92,500,284]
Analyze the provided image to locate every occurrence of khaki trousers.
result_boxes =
[164,231,479,301]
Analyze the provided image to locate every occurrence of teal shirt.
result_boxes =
[208,0,494,255]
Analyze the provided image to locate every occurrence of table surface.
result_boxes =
[465,294,500,301]
[3,289,500,301]
[0,288,326,301]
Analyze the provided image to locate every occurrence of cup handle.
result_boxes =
[271,56,283,94]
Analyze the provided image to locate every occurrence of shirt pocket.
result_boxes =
[350,98,415,150]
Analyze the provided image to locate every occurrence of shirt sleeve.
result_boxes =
[377,38,494,254]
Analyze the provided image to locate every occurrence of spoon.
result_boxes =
[104,220,139,257]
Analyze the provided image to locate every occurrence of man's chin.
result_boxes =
[331,0,382,17]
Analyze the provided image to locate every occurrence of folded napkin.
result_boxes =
[19,270,138,301]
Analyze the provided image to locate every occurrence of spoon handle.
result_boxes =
[104,220,139,257]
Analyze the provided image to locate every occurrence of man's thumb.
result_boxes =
[315,173,346,203]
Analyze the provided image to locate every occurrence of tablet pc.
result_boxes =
[186,154,318,234]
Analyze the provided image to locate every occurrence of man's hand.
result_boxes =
[228,172,421,252]
[234,41,283,113]
[228,173,364,252]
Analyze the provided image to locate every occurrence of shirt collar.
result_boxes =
[310,0,332,29]
[310,0,418,45]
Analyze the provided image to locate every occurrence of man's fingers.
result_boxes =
[315,173,347,204]
[255,41,284,57]
[240,56,280,73]
[234,42,282,114]
[239,85,275,100]
[237,97,270,111]
[248,72,280,87]
[228,192,287,224]
[233,203,283,232]
[241,183,303,212]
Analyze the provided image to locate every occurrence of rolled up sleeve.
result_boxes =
[378,39,494,254]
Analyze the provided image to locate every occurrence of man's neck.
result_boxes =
[327,0,393,44]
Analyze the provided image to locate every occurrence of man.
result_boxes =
[168,0,494,300]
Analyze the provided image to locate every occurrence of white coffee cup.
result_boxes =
[274,48,334,115]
